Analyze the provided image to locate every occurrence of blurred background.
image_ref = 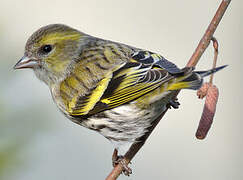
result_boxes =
[0,0,242,179]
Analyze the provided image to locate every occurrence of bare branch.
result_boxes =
[106,1,231,179]
[186,0,231,67]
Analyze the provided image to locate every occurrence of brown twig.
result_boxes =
[197,37,219,99]
[105,1,231,179]
[186,0,231,67]
[210,37,219,84]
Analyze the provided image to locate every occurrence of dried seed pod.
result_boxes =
[197,82,210,99]
[196,85,219,139]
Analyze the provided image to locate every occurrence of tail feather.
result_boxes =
[180,65,227,90]
[194,65,228,78]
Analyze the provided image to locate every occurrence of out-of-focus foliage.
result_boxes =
[0,29,51,179]
[0,96,20,178]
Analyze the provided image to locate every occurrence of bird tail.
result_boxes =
[167,65,227,91]
[194,65,228,78]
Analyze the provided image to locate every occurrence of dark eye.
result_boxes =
[41,45,53,54]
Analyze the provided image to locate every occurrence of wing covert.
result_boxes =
[131,50,182,74]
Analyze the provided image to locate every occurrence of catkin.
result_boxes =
[196,85,219,139]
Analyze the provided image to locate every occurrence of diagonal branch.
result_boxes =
[106,1,231,179]
[186,0,231,67]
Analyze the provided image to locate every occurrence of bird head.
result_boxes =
[14,24,87,85]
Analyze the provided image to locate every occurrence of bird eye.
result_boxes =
[41,44,53,54]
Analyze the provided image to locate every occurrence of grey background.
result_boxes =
[0,0,242,179]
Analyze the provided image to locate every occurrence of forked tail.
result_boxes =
[167,65,227,90]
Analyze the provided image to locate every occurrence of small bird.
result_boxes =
[14,24,226,174]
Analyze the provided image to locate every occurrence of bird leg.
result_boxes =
[112,148,132,176]
[167,97,180,109]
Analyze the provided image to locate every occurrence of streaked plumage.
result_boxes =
[14,24,226,156]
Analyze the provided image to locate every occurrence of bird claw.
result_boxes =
[167,98,180,109]
[112,149,132,176]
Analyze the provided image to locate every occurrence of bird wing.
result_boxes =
[91,62,173,112]
[69,49,185,117]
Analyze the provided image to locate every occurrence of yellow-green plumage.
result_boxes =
[14,24,226,155]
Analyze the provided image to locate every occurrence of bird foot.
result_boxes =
[112,149,132,176]
[167,98,180,109]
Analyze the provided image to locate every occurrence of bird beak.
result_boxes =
[14,56,40,69]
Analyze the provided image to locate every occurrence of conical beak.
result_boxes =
[14,56,40,69]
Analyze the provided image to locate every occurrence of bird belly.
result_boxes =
[80,91,174,152]
[51,82,175,153]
